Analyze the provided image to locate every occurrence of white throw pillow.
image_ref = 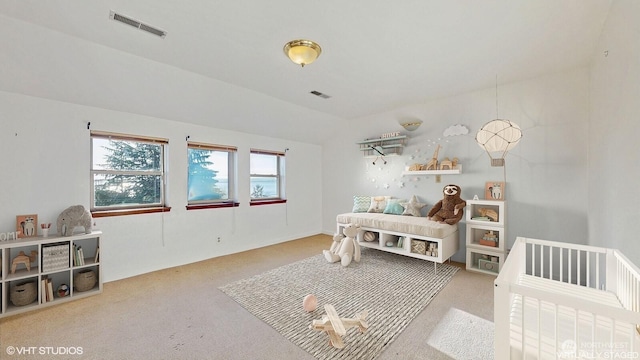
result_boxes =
[368,196,390,213]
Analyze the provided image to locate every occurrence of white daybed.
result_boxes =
[336,212,459,271]
[495,237,640,359]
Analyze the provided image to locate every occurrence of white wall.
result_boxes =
[0,92,323,281]
[588,0,640,265]
[322,69,591,262]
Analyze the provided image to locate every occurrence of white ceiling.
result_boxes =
[0,0,611,143]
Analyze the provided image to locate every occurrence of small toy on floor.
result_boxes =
[303,294,318,312]
[310,304,369,349]
[324,223,361,267]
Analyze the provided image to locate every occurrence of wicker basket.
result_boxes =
[410,240,426,255]
[74,270,96,292]
[10,281,37,306]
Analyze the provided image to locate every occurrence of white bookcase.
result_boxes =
[465,200,506,275]
[0,231,102,318]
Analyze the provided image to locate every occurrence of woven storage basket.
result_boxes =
[10,281,37,306]
[74,270,96,292]
[410,240,426,255]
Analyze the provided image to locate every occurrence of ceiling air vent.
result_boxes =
[310,90,331,99]
[109,11,167,38]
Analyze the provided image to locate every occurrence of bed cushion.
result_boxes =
[336,212,457,239]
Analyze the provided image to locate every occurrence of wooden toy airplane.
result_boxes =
[309,304,369,349]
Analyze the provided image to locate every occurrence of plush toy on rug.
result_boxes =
[427,184,467,225]
[324,223,361,267]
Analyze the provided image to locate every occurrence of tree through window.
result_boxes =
[187,142,236,206]
[90,132,167,211]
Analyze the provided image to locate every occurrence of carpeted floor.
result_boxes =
[0,235,495,359]
[220,248,459,360]
[427,307,495,360]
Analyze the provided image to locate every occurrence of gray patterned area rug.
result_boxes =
[219,248,458,360]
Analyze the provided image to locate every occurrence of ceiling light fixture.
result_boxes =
[283,39,322,67]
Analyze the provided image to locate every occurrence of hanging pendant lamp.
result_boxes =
[476,77,522,166]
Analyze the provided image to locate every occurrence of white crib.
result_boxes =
[494,237,640,359]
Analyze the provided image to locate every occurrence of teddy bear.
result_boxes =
[427,184,467,225]
[324,223,361,267]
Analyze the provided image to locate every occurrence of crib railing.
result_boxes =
[613,250,640,336]
[495,237,640,359]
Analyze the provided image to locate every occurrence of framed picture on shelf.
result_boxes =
[484,182,505,200]
[16,214,38,238]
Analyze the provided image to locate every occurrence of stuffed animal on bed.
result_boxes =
[324,223,361,267]
[427,184,467,225]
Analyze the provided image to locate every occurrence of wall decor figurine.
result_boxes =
[484,181,505,200]
[16,214,38,238]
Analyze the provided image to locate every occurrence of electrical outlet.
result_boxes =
[217,236,221,242]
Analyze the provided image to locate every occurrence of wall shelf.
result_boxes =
[401,165,462,176]
[357,135,407,157]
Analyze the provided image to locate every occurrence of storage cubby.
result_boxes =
[5,244,39,279]
[0,231,102,318]
[338,222,459,272]
[6,276,40,314]
[73,266,100,295]
[465,199,506,275]
[467,225,504,251]
[43,270,72,302]
[381,233,402,248]
[466,199,505,227]
[466,248,505,275]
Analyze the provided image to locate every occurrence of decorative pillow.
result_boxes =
[383,199,405,215]
[368,196,390,213]
[352,196,371,213]
[401,195,427,216]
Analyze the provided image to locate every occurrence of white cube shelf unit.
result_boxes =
[337,223,459,273]
[0,231,102,318]
[465,199,506,275]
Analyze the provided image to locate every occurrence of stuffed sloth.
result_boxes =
[427,184,466,225]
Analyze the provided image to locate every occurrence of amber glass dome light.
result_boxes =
[283,39,322,67]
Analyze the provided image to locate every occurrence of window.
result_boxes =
[250,149,286,205]
[90,131,169,216]
[187,142,238,209]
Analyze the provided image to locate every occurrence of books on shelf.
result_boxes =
[41,277,54,303]
[47,279,54,302]
[471,216,491,221]
[73,245,85,266]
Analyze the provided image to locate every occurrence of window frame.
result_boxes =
[249,149,286,206]
[90,131,170,217]
[186,142,239,210]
